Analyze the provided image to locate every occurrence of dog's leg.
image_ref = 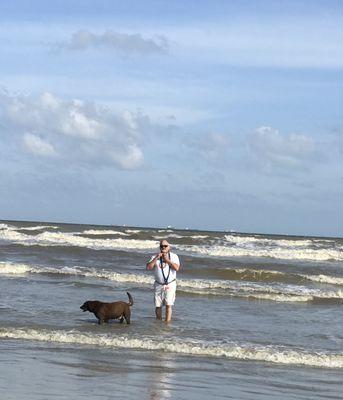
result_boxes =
[124,310,131,324]
[95,313,104,325]
[119,316,124,323]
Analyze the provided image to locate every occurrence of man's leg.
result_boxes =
[165,305,172,322]
[155,306,162,320]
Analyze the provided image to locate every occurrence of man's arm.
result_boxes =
[146,254,161,270]
[163,254,180,271]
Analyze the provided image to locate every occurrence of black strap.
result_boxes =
[159,252,171,284]
[155,278,175,286]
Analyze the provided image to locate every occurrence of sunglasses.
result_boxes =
[160,244,169,248]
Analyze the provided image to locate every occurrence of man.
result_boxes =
[146,240,180,322]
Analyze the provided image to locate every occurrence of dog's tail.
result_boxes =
[127,292,134,306]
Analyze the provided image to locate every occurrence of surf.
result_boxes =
[0,327,342,369]
[1,262,342,304]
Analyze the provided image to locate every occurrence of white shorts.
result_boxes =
[154,280,177,307]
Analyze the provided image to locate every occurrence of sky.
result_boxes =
[0,0,343,237]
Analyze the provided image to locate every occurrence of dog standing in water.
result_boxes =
[80,292,133,324]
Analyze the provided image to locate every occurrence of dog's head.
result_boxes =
[80,301,90,312]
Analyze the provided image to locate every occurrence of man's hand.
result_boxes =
[162,253,169,262]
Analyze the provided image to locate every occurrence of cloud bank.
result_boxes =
[0,90,152,170]
[249,126,316,171]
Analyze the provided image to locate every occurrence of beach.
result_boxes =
[0,220,342,399]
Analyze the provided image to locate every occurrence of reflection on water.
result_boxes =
[148,353,175,400]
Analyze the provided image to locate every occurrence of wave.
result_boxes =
[0,223,14,230]
[180,243,343,262]
[153,234,185,239]
[224,234,334,248]
[0,327,342,369]
[18,225,59,231]
[1,224,343,262]
[0,229,157,251]
[190,235,210,239]
[221,268,343,286]
[82,229,129,236]
[0,262,153,285]
[1,262,342,304]
[301,274,343,285]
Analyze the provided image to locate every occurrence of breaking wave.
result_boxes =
[221,268,343,286]
[82,229,129,236]
[1,223,343,262]
[0,224,343,262]
[0,229,157,251]
[179,243,343,262]
[0,327,342,369]
[1,262,342,304]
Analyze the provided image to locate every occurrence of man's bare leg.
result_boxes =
[165,305,172,322]
[155,307,162,320]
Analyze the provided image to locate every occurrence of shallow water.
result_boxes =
[0,220,342,399]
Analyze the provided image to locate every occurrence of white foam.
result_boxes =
[0,262,33,275]
[0,228,158,251]
[1,262,341,303]
[82,229,129,236]
[0,223,13,230]
[180,243,343,262]
[227,268,343,287]
[190,235,210,239]
[224,234,315,248]
[1,327,342,369]
[1,224,342,262]
[18,225,58,231]
[178,278,343,301]
[300,274,343,285]
[226,268,286,277]
[153,234,184,239]
[0,262,153,285]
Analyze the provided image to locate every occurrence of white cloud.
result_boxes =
[0,89,151,169]
[59,29,169,55]
[109,144,143,170]
[22,133,56,156]
[249,126,316,170]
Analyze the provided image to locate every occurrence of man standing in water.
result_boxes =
[146,240,180,322]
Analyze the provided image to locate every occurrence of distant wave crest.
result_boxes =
[1,224,343,262]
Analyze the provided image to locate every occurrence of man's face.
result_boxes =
[160,242,170,253]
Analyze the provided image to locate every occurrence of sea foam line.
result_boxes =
[0,229,158,250]
[179,243,343,262]
[18,225,59,231]
[0,262,153,285]
[1,225,343,262]
[82,229,129,236]
[1,262,342,303]
[0,327,342,369]
[225,268,343,286]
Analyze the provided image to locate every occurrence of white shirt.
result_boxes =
[149,252,180,284]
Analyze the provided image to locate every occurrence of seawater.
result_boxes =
[0,220,342,399]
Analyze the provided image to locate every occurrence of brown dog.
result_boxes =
[80,292,133,324]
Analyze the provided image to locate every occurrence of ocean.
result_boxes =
[0,220,342,399]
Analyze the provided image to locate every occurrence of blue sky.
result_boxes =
[1,0,343,236]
